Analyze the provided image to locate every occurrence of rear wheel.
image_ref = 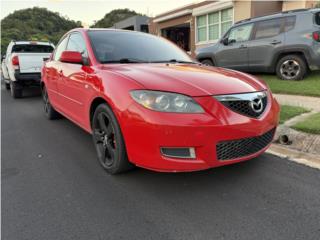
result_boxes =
[10,81,22,98]
[92,104,133,174]
[276,55,307,80]
[201,59,214,66]
[5,82,10,90]
[42,85,60,120]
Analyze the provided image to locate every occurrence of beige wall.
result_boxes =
[282,1,306,11]
[234,0,252,22]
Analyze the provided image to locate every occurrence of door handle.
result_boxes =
[270,40,282,45]
[239,44,247,49]
[58,70,63,76]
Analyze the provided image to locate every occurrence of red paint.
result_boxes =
[60,51,83,64]
[42,28,279,172]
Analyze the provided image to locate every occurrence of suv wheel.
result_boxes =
[276,55,307,80]
[10,81,23,98]
[92,104,133,174]
[201,59,214,66]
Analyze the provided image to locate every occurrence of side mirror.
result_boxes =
[60,51,83,64]
[1,55,5,61]
[221,38,229,45]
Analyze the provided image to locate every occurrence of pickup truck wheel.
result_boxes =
[10,82,22,98]
[276,55,307,81]
[201,59,214,66]
[42,85,60,120]
[92,104,133,174]
[5,82,10,90]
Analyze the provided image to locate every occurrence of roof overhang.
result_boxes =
[153,9,193,23]
[193,0,233,16]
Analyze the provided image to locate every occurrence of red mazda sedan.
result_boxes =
[41,28,279,174]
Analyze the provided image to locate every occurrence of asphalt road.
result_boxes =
[2,85,320,240]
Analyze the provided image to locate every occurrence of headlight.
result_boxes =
[130,90,204,113]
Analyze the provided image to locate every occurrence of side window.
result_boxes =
[54,36,69,61]
[66,33,88,58]
[315,12,320,26]
[284,16,296,32]
[228,23,253,43]
[254,19,282,40]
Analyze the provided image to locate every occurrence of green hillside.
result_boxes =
[91,8,143,28]
[1,7,81,51]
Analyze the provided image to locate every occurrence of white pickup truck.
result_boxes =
[1,41,54,98]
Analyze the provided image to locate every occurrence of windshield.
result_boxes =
[88,30,193,63]
[12,44,54,53]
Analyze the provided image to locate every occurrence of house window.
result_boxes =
[196,8,233,43]
[197,15,207,42]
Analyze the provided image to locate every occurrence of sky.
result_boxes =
[1,0,199,25]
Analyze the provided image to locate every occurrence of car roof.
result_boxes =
[234,8,319,26]
[11,40,53,46]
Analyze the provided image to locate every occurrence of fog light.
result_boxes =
[160,147,196,159]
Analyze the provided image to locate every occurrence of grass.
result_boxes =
[258,71,320,97]
[279,105,310,124]
[292,112,320,135]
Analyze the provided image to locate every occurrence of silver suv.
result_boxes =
[196,8,320,80]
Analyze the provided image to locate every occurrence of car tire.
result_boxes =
[10,81,23,98]
[201,59,214,66]
[42,85,60,120]
[5,82,10,90]
[92,103,133,174]
[276,55,307,81]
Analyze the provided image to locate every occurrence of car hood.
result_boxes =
[102,64,267,96]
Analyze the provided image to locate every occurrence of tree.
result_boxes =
[1,7,82,51]
[91,8,143,28]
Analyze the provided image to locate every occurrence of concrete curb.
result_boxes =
[267,144,320,170]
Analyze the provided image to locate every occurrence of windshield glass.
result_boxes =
[12,44,54,53]
[88,30,193,63]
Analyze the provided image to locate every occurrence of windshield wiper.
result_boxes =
[151,59,197,64]
[101,58,147,64]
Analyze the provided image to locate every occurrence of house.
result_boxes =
[113,15,150,33]
[149,0,319,55]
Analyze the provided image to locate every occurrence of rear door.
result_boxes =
[58,32,89,124]
[247,18,285,71]
[215,23,254,71]
[45,36,69,108]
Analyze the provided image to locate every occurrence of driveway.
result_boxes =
[2,86,320,240]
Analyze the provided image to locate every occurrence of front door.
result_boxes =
[57,32,89,125]
[215,23,254,71]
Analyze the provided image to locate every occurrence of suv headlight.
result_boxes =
[130,90,204,113]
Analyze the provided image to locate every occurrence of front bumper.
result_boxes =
[120,91,279,172]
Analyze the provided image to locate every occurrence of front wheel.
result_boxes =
[92,104,133,174]
[201,59,214,66]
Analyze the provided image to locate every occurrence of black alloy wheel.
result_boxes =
[92,104,132,174]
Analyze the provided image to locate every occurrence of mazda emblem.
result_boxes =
[250,98,263,113]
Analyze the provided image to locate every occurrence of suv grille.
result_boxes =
[216,128,275,161]
[214,91,268,118]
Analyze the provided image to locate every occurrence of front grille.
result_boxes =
[214,91,268,118]
[216,128,275,161]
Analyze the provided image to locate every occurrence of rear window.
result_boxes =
[284,16,296,32]
[315,12,320,25]
[253,18,282,40]
[12,44,54,53]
